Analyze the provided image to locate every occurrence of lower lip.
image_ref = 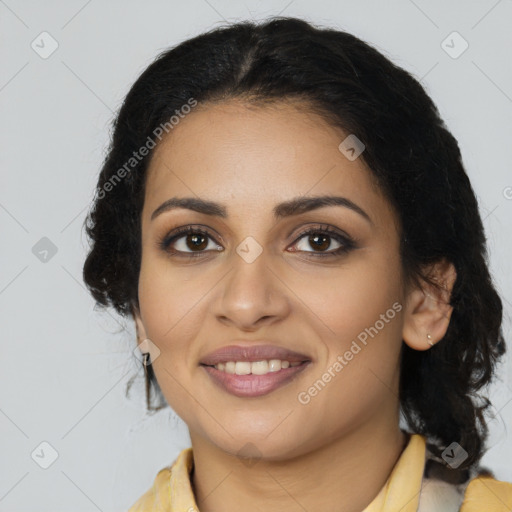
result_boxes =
[201,363,311,397]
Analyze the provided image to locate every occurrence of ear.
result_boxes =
[131,303,148,343]
[402,259,457,351]
[131,304,162,364]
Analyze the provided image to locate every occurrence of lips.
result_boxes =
[199,343,313,397]
[202,362,311,397]
[199,344,312,366]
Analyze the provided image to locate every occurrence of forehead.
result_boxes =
[143,99,391,225]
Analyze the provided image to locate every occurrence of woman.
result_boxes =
[82,17,512,512]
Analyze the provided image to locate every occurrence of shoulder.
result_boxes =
[127,467,173,512]
[127,448,194,512]
[460,475,512,511]
[420,440,512,512]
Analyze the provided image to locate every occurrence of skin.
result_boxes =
[132,99,456,512]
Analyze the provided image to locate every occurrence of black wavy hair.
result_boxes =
[82,16,506,470]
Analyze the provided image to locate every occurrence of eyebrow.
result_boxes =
[150,195,373,225]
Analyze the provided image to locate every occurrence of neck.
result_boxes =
[190,418,408,512]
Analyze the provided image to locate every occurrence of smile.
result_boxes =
[211,359,302,374]
[201,360,311,397]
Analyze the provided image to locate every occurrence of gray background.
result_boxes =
[1,0,511,510]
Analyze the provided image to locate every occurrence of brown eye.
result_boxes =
[306,233,331,252]
[185,233,208,251]
[159,226,222,256]
[293,231,343,253]
[290,225,357,257]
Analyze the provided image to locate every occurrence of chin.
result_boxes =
[207,429,315,463]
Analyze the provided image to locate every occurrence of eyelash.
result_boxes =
[157,224,357,260]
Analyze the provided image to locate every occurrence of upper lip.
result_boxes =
[199,344,312,366]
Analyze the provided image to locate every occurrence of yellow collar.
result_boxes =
[362,433,425,511]
[129,433,428,511]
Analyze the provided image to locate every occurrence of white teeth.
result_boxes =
[235,361,251,375]
[269,359,281,372]
[251,360,269,375]
[212,359,303,375]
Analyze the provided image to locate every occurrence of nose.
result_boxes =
[213,248,291,331]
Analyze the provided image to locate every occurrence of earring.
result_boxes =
[137,337,152,372]
[427,333,434,347]
[142,352,151,373]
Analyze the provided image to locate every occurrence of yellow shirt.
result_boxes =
[128,434,512,511]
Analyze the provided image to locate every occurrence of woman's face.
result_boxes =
[134,99,408,460]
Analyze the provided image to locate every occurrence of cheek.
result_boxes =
[288,251,403,342]
[137,267,200,421]
[136,263,195,396]
[291,253,404,408]
[137,256,207,342]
